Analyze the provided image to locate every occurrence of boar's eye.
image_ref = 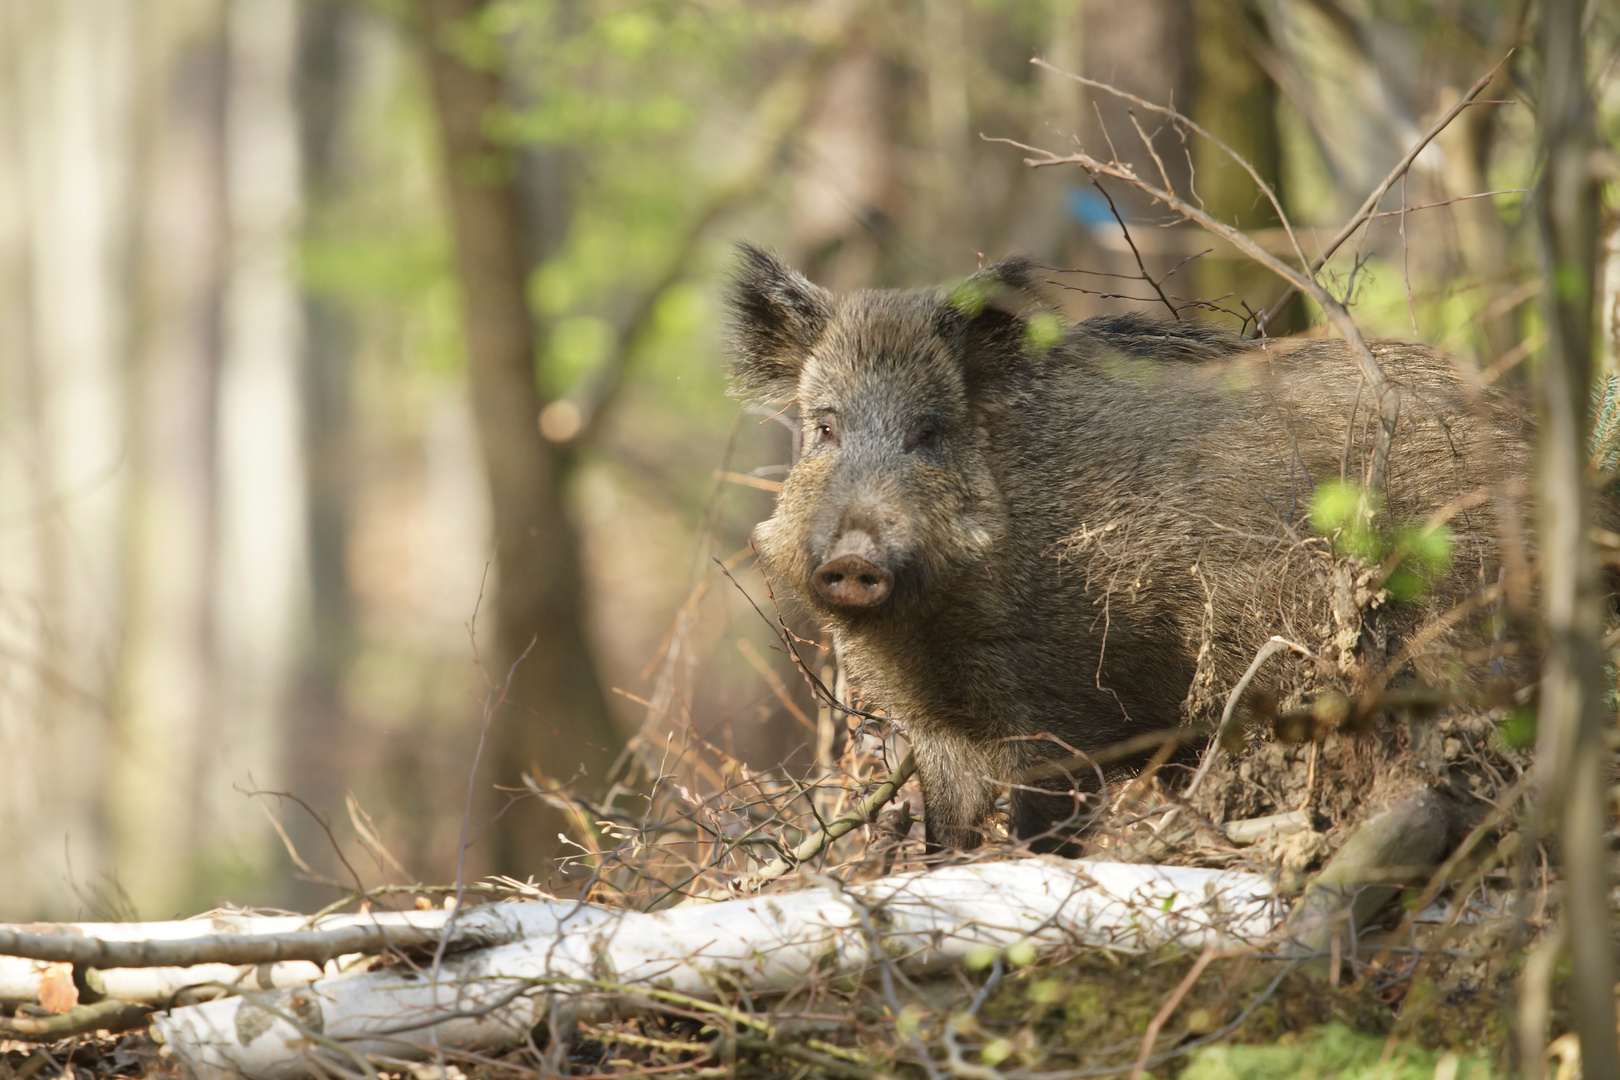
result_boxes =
[907,423,941,452]
[814,415,838,445]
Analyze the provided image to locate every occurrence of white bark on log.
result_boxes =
[0,901,586,1004]
[151,859,1277,1080]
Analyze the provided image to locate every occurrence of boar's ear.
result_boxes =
[726,244,834,405]
[934,256,1057,394]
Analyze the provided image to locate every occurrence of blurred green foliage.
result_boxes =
[1181,1022,1499,1079]
[1309,478,1455,601]
[1024,310,1066,354]
[1310,479,1385,562]
[1498,706,1537,749]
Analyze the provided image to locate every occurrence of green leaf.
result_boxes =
[1385,566,1426,602]
[964,944,998,971]
[1310,479,1361,533]
[598,9,657,58]
[1026,978,1065,1004]
[1310,480,1385,561]
[1406,523,1454,575]
[948,278,991,317]
[547,315,614,391]
[1498,708,1536,749]
[981,1038,1015,1066]
[1023,311,1065,355]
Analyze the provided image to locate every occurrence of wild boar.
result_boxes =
[726,245,1529,853]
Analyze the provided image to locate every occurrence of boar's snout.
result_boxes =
[812,530,893,609]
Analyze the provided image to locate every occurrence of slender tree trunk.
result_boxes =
[212,0,306,899]
[1076,0,1198,293]
[1531,1,1618,1075]
[1079,0,1197,207]
[418,0,622,879]
[1191,0,1301,334]
[1440,71,1519,365]
[0,0,59,919]
[286,0,360,907]
[791,45,893,289]
[115,0,230,915]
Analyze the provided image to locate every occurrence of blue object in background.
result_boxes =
[1066,186,1120,229]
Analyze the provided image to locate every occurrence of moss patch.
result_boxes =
[1180,1022,1500,1079]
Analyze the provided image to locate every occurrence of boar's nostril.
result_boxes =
[812,554,894,608]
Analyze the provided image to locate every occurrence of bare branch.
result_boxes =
[1184,636,1319,804]
[0,920,443,969]
[1034,57,1310,272]
[0,999,152,1042]
[1254,52,1515,333]
[1126,109,1173,196]
[1366,188,1529,218]
[1130,941,1224,1080]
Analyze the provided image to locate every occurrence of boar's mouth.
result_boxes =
[810,530,895,611]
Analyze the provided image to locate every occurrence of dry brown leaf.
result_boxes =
[37,962,78,1014]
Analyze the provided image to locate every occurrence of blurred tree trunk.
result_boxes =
[0,0,104,920]
[1080,0,1196,205]
[1531,0,1618,1074]
[287,0,360,906]
[1,0,142,919]
[213,0,307,908]
[418,0,623,879]
[1437,69,1519,365]
[114,0,230,913]
[791,44,895,289]
[508,4,575,283]
[1007,0,1083,267]
[1191,0,1302,334]
[1076,0,1197,294]
[918,0,968,268]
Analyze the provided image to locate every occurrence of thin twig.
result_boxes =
[722,752,917,895]
[1033,58,1310,272]
[1368,188,1530,218]
[1129,942,1222,1080]
[1183,636,1319,805]
[1253,52,1515,333]
[1088,176,1180,319]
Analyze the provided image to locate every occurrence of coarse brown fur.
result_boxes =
[727,245,1535,854]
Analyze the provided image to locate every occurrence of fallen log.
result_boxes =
[1283,786,1453,961]
[0,998,153,1042]
[148,858,1277,1080]
[0,901,584,1006]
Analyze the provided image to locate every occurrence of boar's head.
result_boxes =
[727,245,1046,625]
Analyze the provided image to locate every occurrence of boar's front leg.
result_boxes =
[913,729,1000,854]
[1008,785,1090,856]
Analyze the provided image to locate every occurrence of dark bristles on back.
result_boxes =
[1081,311,1248,362]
